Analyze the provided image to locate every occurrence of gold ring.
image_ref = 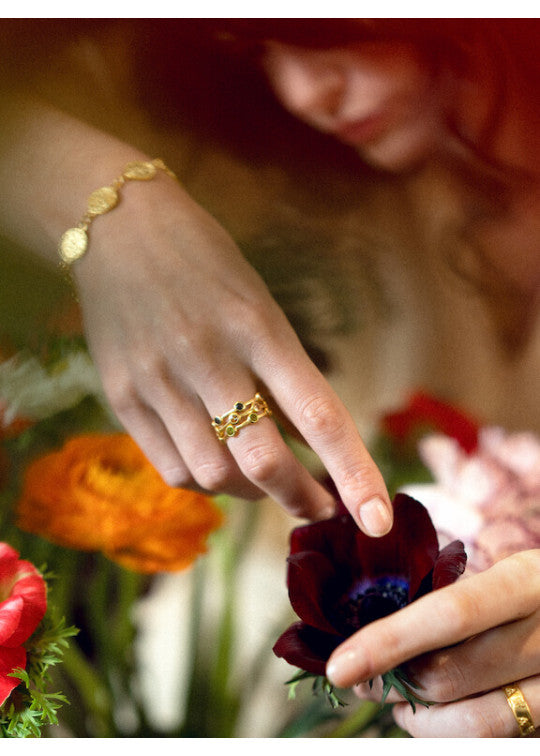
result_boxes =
[212,393,272,442]
[503,684,536,737]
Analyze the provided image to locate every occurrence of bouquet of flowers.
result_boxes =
[0,338,228,737]
[1,321,538,738]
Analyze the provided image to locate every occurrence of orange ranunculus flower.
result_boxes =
[16,433,224,574]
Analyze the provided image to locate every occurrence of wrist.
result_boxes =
[58,158,178,267]
[0,96,155,261]
[68,158,186,295]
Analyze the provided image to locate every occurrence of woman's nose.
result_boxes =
[264,47,345,123]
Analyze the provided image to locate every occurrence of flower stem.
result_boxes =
[323,701,382,737]
[60,642,116,737]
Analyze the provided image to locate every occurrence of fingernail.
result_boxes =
[327,647,364,687]
[358,496,392,537]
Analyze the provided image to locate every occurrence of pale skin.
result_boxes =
[326,550,540,737]
[261,40,540,738]
[1,34,539,737]
[0,97,392,536]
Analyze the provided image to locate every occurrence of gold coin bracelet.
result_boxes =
[212,393,273,442]
[58,158,177,268]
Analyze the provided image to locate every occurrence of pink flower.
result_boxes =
[0,543,47,706]
[401,427,540,572]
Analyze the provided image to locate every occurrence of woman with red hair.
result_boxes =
[0,19,538,736]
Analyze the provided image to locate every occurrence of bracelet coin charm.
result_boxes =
[58,159,177,266]
[58,227,89,264]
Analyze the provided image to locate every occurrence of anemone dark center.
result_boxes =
[332,576,409,633]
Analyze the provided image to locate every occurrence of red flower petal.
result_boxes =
[274,492,467,676]
[348,495,439,600]
[0,597,24,646]
[390,494,440,597]
[287,551,341,634]
[6,561,47,646]
[382,391,479,453]
[273,621,344,677]
[0,543,19,588]
[432,540,467,589]
[290,510,356,565]
[0,645,26,706]
[0,545,47,648]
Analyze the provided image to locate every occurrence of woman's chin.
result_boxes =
[354,123,439,174]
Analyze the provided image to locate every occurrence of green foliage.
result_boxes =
[370,433,434,499]
[379,667,432,713]
[0,615,78,738]
[286,670,347,710]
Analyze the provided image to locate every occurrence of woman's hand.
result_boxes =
[73,169,392,534]
[326,550,540,737]
[0,94,391,534]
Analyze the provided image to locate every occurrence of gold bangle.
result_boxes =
[58,158,177,266]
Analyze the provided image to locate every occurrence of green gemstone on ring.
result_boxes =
[249,413,258,422]
[226,425,236,437]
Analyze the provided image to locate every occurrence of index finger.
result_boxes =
[326,551,540,689]
[261,344,393,536]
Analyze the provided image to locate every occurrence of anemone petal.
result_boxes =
[273,621,344,677]
[433,540,467,589]
[290,512,355,567]
[287,551,340,633]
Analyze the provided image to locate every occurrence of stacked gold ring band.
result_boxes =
[503,684,536,737]
[212,393,272,442]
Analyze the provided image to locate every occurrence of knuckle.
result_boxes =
[103,374,140,416]
[192,458,235,493]
[282,498,313,520]
[236,297,273,335]
[488,550,540,612]
[241,442,281,486]
[173,321,212,364]
[440,588,478,638]
[463,703,500,738]
[340,463,382,499]
[511,549,540,585]
[160,466,192,489]
[234,301,277,358]
[297,393,344,442]
[192,356,226,389]
[134,353,169,386]
[420,655,467,702]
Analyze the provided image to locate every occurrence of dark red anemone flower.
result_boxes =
[273,493,466,682]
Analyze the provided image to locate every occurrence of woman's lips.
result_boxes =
[333,110,391,146]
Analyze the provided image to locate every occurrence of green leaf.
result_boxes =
[379,667,432,713]
[0,612,78,737]
[285,670,347,709]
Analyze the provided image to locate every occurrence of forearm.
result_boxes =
[0,94,151,263]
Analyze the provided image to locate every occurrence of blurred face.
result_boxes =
[261,40,443,172]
